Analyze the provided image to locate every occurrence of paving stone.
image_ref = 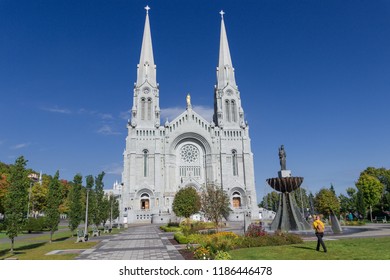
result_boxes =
[76,224,184,260]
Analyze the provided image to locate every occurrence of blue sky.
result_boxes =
[1,0,389,202]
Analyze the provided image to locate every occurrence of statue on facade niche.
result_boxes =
[279,145,286,170]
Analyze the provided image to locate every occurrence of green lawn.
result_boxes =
[230,236,390,260]
[0,230,98,260]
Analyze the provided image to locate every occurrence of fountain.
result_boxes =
[266,145,311,231]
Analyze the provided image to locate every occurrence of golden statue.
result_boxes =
[186,93,191,108]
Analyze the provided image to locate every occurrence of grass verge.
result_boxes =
[0,230,98,260]
[229,236,390,260]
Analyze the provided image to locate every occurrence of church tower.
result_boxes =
[214,11,246,129]
[131,6,160,129]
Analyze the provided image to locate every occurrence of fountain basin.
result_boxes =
[266,177,304,193]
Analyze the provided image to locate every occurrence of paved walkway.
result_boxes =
[76,224,184,260]
[2,221,390,260]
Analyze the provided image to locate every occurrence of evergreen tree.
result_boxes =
[46,171,62,243]
[4,156,29,253]
[68,174,83,233]
[330,184,336,195]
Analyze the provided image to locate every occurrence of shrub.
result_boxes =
[160,225,181,232]
[237,236,269,248]
[194,246,211,260]
[23,217,47,233]
[190,231,239,256]
[168,222,180,227]
[245,223,267,237]
[213,231,239,239]
[284,233,304,244]
[181,224,194,236]
[209,238,236,253]
[345,220,366,226]
[236,232,303,248]
[174,232,190,244]
[214,250,232,260]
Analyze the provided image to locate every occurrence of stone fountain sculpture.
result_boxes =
[266,145,311,231]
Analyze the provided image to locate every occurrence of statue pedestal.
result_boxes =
[278,170,291,178]
[270,192,311,231]
[267,175,311,231]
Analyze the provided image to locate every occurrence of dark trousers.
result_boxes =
[315,233,327,252]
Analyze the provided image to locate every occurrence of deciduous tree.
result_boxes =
[314,188,340,216]
[0,173,10,214]
[4,156,29,253]
[172,187,201,223]
[259,191,279,212]
[68,174,83,233]
[361,167,390,211]
[92,172,105,227]
[339,187,357,213]
[46,171,62,243]
[355,173,384,221]
[84,175,95,229]
[200,184,231,231]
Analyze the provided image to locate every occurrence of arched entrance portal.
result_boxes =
[140,193,150,210]
[232,191,242,209]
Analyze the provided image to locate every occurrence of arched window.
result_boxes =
[225,100,231,122]
[147,98,152,120]
[143,149,148,177]
[232,150,238,176]
[141,98,146,120]
[231,100,237,122]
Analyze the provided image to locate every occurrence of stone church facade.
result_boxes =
[120,8,258,224]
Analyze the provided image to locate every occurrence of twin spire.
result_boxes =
[136,7,236,90]
[217,10,236,89]
[136,5,156,88]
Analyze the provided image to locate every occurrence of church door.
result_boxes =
[141,199,150,210]
[233,197,241,208]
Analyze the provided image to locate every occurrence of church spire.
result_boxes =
[136,5,156,88]
[216,10,237,89]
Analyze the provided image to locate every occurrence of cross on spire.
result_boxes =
[145,5,150,14]
[220,10,225,19]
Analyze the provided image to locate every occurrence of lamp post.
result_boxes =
[300,186,305,218]
[27,173,38,218]
[84,188,90,239]
[110,194,113,230]
[243,209,251,235]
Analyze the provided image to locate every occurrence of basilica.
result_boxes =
[120,7,258,224]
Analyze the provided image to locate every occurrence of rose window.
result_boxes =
[180,144,199,163]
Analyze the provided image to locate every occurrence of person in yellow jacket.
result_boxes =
[312,215,327,252]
